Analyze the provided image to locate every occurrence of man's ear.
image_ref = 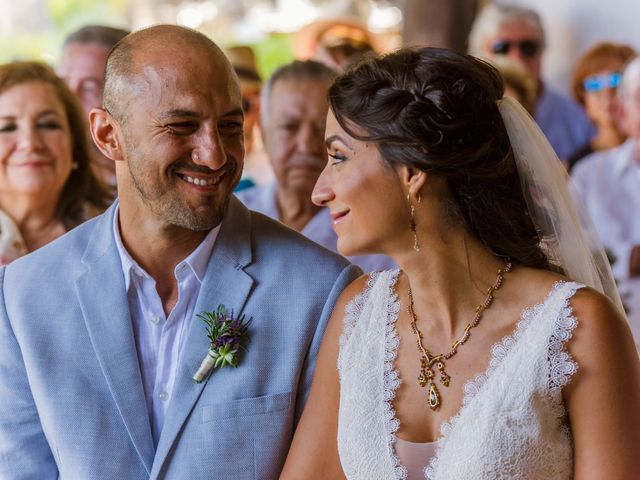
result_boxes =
[399,165,428,199]
[89,108,125,162]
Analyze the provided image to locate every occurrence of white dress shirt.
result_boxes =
[236,181,395,272]
[113,207,220,445]
[571,139,640,349]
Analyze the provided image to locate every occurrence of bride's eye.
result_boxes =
[328,151,347,165]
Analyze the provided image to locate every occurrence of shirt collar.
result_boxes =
[113,204,220,289]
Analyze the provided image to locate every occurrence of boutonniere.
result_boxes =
[193,305,251,383]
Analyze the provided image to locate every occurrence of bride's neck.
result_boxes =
[397,232,506,337]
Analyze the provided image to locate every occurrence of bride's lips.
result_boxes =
[330,209,350,225]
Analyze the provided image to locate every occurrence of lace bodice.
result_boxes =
[337,270,582,480]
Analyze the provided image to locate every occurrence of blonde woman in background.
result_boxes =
[0,61,110,264]
[568,42,636,171]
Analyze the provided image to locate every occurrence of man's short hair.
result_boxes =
[260,60,337,126]
[63,25,130,52]
[102,38,135,124]
[102,25,227,126]
[468,4,546,57]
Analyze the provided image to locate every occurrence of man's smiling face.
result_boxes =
[116,43,245,231]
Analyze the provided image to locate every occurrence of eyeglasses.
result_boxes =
[490,40,540,59]
[583,72,622,93]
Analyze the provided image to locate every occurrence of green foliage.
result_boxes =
[0,34,60,64]
[2,2,295,72]
[198,305,251,369]
[0,0,127,64]
[47,0,127,29]
[228,33,295,81]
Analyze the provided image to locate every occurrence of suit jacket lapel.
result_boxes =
[151,197,255,477]
[75,204,155,474]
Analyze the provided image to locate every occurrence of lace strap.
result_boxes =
[338,270,386,377]
[340,271,381,344]
[380,271,406,479]
[547,282,584,393]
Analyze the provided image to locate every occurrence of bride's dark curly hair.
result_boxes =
[328,47,552,270]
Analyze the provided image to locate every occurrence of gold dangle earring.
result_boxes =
[408,194,421,252]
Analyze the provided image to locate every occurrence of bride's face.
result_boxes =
[312,110,408,257]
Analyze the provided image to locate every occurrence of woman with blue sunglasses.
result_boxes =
[569,42,636,171]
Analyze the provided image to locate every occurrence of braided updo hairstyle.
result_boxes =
[328,47,552,270]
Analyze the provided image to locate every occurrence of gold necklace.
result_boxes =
[406,262,512,411]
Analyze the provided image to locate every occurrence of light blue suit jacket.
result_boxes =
[0,197,360,479]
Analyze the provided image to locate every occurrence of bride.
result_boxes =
[280,47,640,479]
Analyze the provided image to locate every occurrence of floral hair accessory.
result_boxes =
[193,305,251,383]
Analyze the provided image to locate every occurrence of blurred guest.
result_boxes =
[314,26,375,71]
[568,42,635,171]
[236,60,394,272]
[491,56,537,114]
[226,45,273,190]
[59,25,129,186]
[572,56,640,349]
[469,4,594,162]
[295,19,376,72]
[0,61,110,264]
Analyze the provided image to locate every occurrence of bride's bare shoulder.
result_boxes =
[567,286,632,349]
[510,265,623,327]
[325,270,393,329]
[501,266,567,305]
[336,271,388,307]
[511,265,636,374]
[517,267,634,360]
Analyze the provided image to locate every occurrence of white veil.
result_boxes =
[497,96,624,313]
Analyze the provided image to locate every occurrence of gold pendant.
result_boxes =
[436,361,451,387]
[428,382,440,410]
[418,355,449,410]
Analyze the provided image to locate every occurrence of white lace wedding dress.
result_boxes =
[337,270,581,480]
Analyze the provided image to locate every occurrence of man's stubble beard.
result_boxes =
[127,148,234,232]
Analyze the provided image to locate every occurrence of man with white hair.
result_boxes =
[237,60,394,272]
[572,56,640,349]
[469,4,594,162]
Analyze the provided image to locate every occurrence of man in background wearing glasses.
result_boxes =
[468,3,594,164]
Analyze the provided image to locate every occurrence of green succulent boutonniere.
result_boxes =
[193,305,251,383]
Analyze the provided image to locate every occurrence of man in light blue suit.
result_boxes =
[0,25,360,479]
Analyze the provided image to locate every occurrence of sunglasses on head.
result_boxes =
[583,72,622,93]
[490,40,540,58]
